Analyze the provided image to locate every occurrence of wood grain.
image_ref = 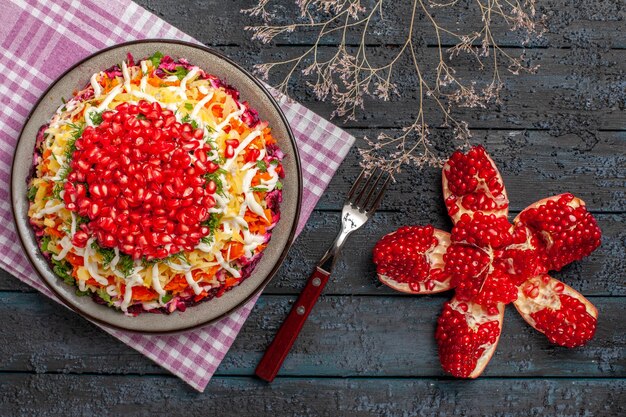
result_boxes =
[213,46,626,130]
[317,130,626,213]
[1,0,624,414]
[1,294,624,377]
[136,0,626,48]
[0,374,624,417]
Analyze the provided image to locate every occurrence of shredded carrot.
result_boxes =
[46,227,63,238]
[86,276,113,288]
[223,241,245,261]
[147,77,163,87]
[193,291,208,302]
[211,105,223,118]
[131,286,159,301]
[163,275,189,293]
[195,265,220,281]
[225,277,239,287]
[66,252,84,266]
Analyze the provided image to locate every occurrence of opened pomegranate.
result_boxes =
[372,145,602,378]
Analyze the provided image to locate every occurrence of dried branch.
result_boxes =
[243,0,545,175]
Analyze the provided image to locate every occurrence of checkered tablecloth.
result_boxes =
[0,0,354,391]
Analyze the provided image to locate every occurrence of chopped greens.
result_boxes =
[163,66,189,80]
[28,185,37,202]
[202,213,222,237]
[51,258,75,286]
[160,294,173,304]
[145,251,188,266]
[184,102,193,111]
[92,241,116,268]
[256,160,268,172]
[97,288,114,306]
[276,181,283,190]
[52,182,64,200]
[250,186,268,192]
[64,122,85,160]
[116,254,135,277]
[40,236,51,252]
[270,159,279,166]
[75,289,91,297]
[204,169,227,197]
[181,114,198,129]
[88,110,104,126]
[149,51,164,68]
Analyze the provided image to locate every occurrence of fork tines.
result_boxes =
[346,168,391,212]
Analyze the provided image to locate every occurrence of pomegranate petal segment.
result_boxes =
[373,226,453,294]
[514,275,598,348]
[435,298,504,378]
[442,146,509,223]
[514,193,601,272]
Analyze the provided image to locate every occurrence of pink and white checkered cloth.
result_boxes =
[0,0,354,391]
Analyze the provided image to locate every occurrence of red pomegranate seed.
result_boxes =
[64,100,219,259]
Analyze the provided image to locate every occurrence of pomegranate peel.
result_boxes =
[373,145,602,378]
[514,275,598,348]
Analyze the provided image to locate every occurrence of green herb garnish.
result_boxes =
[40,236,51,252]
[270,159,279,166]
[181,114,198,129]
[96,288,114,306]
[75,289,91,297]
[201,213,222,237]
[184,103,193,111]
[256,160,267,172]
[160,294,173,304]
[250,186,268,192]
[92,241,116,268]
[52,183,64,200]
[149,51,164,68]
[116,254,135,277]
[163,66,189,80]
[204,170,226,197]
[28,185,37,202]
[89,110,104,126]
[51,258,75,286]
[276,181,283,190]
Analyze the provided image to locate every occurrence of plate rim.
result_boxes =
[10,39,302,334]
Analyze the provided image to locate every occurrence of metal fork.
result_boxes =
[255,169,390,382]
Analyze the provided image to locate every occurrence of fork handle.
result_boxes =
[255,267,330,382]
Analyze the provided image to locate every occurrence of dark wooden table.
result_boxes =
[1,1,625,415]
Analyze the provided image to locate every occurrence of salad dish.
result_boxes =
[28,52,285,315]
[12,40,300,332]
